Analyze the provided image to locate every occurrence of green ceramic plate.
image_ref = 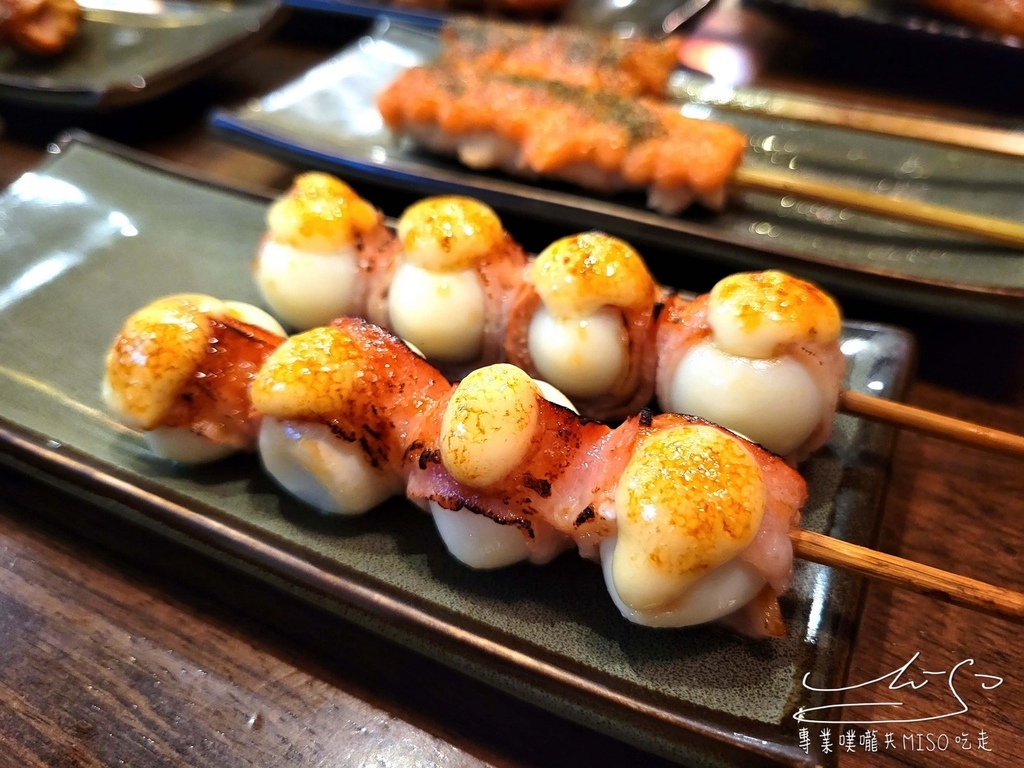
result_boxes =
[0,0,287,110]
[210,20,1024,323]
[0,131,914,767]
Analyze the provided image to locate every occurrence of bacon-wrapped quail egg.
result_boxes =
[661,271,843,459]
[250,325,409,515]
[255,173,386,330]
[386,196,503,362]
[430,363,574,569]
[526,232,655,399]
[600,423,768,627]
[102,294,285,463]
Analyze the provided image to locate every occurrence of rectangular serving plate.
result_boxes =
[210,19,1024,324]
[0,132,914,767]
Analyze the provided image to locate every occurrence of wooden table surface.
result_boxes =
[1,3,1022,767]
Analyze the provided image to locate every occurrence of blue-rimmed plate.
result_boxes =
[278,0,444,27]
[0,131,913,767]
[276,0,703,34]
[209,19,1024,324]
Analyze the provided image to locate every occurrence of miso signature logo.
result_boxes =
[794,652,1004,725]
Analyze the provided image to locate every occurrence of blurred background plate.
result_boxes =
[745,0,1024,51]
[0,0,288,110]
[210,19,1024,324]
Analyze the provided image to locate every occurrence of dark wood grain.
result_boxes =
[0,466,684,768]
[0,6,1022,768]
[840,383,1024,768]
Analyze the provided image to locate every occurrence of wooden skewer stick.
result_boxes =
[673,74,1024,159]
[838,390,1024,457]
[732,165,1024,249]
[755,104,1024,160]
[790,528,1024,623]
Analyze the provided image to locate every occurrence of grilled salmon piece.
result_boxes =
[438,17,679,98]
[378,66,747,215]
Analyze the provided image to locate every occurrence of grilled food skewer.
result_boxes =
[446,18,1024,160]
[670,70,1024,160]
[255,176,1024,460]
[101,300,1024,629]
[733,165,1024,249]
[384,20,1024,250]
